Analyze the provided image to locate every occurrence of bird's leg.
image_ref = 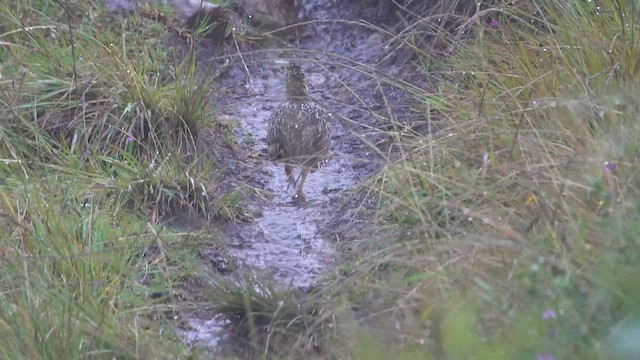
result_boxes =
[285,164,296,190]
[293,168,310,201]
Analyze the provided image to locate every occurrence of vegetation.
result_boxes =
[0,0,233,358]
[335,1,640,359]
[0,0,638,359]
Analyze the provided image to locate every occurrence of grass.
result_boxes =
[0,182,198,358]
[328,0,640,359]
[1,0,639,359]
[0,0,239,358]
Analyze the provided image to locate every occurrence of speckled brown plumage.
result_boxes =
[267,64,331,200]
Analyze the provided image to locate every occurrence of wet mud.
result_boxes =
[118,0,428,350]
[218,65,356,289]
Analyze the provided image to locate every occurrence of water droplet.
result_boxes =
[530,263,539,272]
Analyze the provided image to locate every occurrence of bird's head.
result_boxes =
[285,63,309,99]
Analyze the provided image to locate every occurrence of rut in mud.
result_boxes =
[218,62,356,289]
[197,3,408,284]
[175,0,425,349]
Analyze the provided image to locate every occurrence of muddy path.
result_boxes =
[178,0,429,350]
[216,65,355,289]
[199,1,406,283]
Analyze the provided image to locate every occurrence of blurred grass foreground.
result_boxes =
[1,0,639,359]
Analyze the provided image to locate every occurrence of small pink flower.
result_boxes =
[542,308,557,320]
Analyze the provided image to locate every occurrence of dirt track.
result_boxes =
[147,0,424,348]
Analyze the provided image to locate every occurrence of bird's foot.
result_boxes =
[292,192,306,204]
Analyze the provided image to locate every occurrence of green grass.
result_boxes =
[1,0,640,359]
[0,0,241,358]
[0,179,199,359]
[330,0,640,359]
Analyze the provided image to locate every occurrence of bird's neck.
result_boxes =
[286,81,309,100]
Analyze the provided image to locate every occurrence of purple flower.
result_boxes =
[126,132,134,144]
[490,18,499,29]
[536,353,555,360]
[603,161,619,174]
[542,308,557,320]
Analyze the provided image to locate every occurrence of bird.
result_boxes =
[266,63,331,201]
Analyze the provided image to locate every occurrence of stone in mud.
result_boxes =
[236,0,299,31]
[104,0,245,44]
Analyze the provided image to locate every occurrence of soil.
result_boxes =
[108,0,435,352]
